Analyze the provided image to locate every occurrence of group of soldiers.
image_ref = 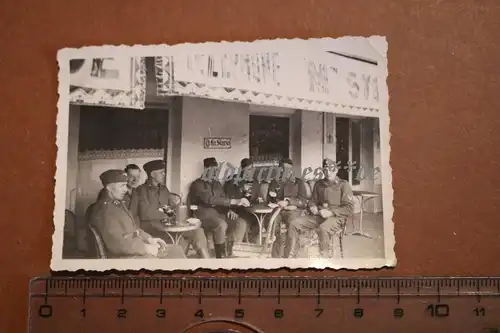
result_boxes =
[85,156,355,259]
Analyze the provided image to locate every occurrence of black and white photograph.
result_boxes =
[51,37,395,271]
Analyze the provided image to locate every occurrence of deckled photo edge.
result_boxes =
[50,36,395,272]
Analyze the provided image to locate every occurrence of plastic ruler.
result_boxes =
[29,276,500,333]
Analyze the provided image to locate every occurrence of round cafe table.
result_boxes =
[246,204,273,245]
[151,219,202,245]
[348,190,379,239]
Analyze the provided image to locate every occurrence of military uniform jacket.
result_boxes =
[309,178,355,218]
[224,177,263,203]
[129,181,179,224]
[268,177,309,209]
[90,192,152,257]
[189,178,233,219]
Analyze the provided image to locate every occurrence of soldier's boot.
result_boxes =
[214,243,227,258]
[226,241,234,257]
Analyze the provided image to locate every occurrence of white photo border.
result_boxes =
[51,37,395,271]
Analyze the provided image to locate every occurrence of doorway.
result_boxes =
[249,115,290,164]
[336,117,362,186]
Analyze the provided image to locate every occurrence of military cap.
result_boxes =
[203,157,218,168]
[240,158,252,168]
[143,160,165,174]
[100,169,128,187]
[280,158,293,166]
[322,158,337,168]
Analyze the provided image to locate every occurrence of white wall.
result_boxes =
[301,110,324,179]
[178,97,250,200]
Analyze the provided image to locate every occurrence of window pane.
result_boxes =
[351,120,362,186]
[336,117,350,181]
[78,106,169,152]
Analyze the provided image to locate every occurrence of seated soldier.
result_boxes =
[90,169,186,259]
[267,158,309,258]
[286,159,354,258]
[224,158,267,244]
[190,157,250,258]
[129,160,211,259]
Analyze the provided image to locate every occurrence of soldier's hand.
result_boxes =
[149,237,168,251]
[238,198,251,207]
[277,200,289,208]
[227,210,238,220]
[319,209,333,219]
[145,243,159,257]
[309,205,319,215]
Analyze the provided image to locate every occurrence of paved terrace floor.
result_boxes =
[192,212,386,260]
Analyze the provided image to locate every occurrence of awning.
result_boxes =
[154,42,387,116]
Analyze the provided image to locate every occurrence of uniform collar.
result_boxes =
[323,177,340,185]
[146,179,165,188]
[100,191,125,206]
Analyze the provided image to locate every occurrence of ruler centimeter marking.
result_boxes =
[31,276,500,302]
[29,277,500,333]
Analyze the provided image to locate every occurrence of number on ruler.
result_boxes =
[353,308,364,318]
[314,308,324,318]
[427,304,449,317]
[474,307,486,316]
[80,309,86,318]
[234,309,244,319]
[156,309,166,318]
[117,309,127,318]
[393,308,404,319]
[194,309,204,320]
[38,305,52,318]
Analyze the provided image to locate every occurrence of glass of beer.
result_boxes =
[176,205,188,225]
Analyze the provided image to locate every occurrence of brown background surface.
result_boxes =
[1,0,500,332]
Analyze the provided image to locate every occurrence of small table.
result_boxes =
[349,190,379,239]
[246,204,273,245]
[151,219,202,245]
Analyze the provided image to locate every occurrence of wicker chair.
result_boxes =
[87,224,107,259]
[231,207,283,258]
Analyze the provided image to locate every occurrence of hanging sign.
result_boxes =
[156,48,383,111]
[203,137,232,149]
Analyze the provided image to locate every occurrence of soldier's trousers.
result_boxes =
[201,214,248,245]
[142,223,208,253]
[287,215,344,258]
[271,210,302,258]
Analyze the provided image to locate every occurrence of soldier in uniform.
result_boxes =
[189,157,250,258]
[90,169,186,258]
[95,163,142,208]
[129,160,211,259]
[287,158,355,258]
[224,158,266,244]
[267,158,309,258]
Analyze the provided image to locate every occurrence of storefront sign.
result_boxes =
[166,49,383,110]
[69,57,146,109]
[203,137,231,149]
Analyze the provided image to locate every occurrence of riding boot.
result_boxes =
[214,243,227,258]
[226,241,234,257]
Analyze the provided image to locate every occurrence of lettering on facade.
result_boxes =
[347,72,379,102]
[308,61,338,94]
[186,53,280,87]
[203,137,232,149]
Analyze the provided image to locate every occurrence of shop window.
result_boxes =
[336,117,362,186]
[249,115,290,164]
[78,106,169,152]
